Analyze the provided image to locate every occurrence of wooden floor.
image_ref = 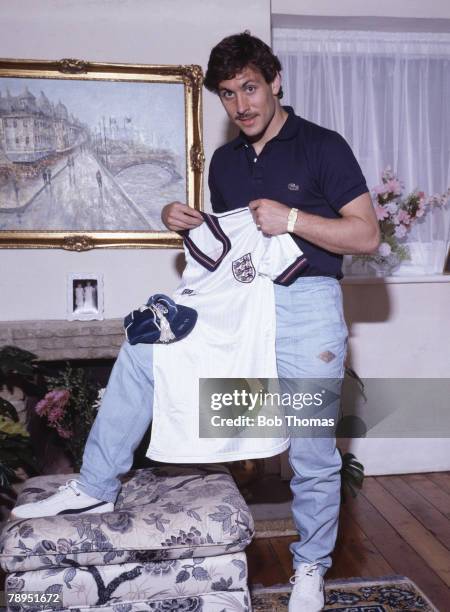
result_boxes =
[247,472,450,611]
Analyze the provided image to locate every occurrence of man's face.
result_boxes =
[217,65,281,143]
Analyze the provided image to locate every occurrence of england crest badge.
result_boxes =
[232,253,256,283]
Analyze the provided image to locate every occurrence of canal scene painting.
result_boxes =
[0,76,187,233]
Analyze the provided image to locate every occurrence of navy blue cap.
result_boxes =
[124,294,198,345]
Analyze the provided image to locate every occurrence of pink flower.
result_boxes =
[48,405,64,424]
[416,204,426,218]
[35,389,70,418]
[395,209,411,225]
[375,204,389,221]
[426,190,449,208]
[56,426,73,439]
[385,178,402,196]
[381,166,395,182]
[373,183,389,196]
[35,398,50,416]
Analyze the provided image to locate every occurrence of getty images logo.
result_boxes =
[210,389,325,411]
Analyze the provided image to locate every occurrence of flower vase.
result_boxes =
[367,254,401,277]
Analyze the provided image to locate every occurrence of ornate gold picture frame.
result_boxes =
[0,58,204,250]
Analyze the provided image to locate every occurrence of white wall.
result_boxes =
[343,279,450,378]
[341,278,450,474]
[0,0,271,320]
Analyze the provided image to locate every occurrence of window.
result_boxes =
[273,28,450,274]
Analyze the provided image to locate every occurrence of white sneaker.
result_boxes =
[11,480,114,519]
[288,562,325,612]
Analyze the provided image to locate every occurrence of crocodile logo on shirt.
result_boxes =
[232,253,256,283]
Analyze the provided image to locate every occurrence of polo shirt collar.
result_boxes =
[234,106,301,149]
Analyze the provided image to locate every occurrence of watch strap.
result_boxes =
[287,207,298,233]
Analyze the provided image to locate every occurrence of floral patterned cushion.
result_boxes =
[0,465,254,573]
[5,550,250,611]
[6,593,250,612]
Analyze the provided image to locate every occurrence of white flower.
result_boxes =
[378,242,392,257]
[93,387,106,411]
[394,225,408,239]
[386,202,399,215]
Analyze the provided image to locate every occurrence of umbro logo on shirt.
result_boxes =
[288,183,300,191]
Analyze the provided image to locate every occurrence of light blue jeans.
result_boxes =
[80,276,347,575]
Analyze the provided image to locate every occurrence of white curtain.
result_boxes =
[273,28,450,274]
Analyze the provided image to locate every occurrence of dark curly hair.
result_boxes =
[204,32,283,99]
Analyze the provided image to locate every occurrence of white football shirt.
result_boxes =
[146,207,307,463]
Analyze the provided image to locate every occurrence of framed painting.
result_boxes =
[0,58,204,249]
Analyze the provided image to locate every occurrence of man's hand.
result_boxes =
[249,199,290,235]
[161,202,204,232]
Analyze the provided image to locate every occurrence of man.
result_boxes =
[162,33,379,611]
[12,33,379,612]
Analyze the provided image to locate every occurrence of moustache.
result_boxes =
[236,113,256,121]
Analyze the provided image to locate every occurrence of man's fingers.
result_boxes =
[169,221,199,231]
[248,201,259,224]
[162,202,204,231]
[248,200,260,210]
[182,206,204,220]
[172,210,203,226]
[172,221,199,231]
[167,211,204,231]
[170,202,203,219]
[173,209,203,226]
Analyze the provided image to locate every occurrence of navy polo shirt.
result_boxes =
[208,106,369,279]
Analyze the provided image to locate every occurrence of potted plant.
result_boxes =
[0,346,40,509]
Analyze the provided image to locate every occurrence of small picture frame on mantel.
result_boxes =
[68,273,104,321]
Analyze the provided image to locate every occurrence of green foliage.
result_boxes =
[0,415,29,436]
[0,345,41,423]
[344,366,366,400]
[339,368,366,499]
[339,451,365,502]
[0,432,36,472]
[0,461,17,490]
[44,365,101,471]
[0,427,37,493]
[0,345,39,493]
[0,345,39,381]
[1,344,102,492]
[0,396,20,422]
